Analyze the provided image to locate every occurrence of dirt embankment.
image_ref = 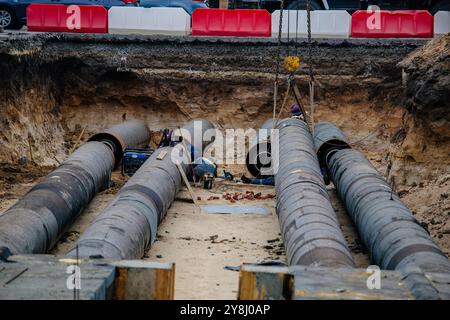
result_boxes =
[0,34,448,254]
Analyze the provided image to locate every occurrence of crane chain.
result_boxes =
[307,0,315,133]
[273,0,285,127]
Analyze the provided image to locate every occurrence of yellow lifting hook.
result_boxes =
[283,56,300,74]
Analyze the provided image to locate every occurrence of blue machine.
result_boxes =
[122,147,154,177]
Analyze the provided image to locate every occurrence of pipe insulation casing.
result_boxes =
[328,148,450,273]
[0,141,114,254]
[89,120,150,166]
[66,147,189,259]
[274,118,355,268]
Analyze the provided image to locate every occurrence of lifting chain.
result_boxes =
[273,0,314,130]
[273,0,285,126]
[307,0,315,134]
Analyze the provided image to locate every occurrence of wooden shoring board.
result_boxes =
[238,264,450,300]
[0,255,175,300]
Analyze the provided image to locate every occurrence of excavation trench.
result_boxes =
[0,34,449,299]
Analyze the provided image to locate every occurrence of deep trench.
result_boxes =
[0,34,449,298]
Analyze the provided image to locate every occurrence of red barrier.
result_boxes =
[351,10,433,38]
[27,4,108,33]
[192,9,271,37]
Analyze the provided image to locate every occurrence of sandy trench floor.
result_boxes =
[0,168,370,300]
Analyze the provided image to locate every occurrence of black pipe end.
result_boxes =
[88,133,122,167]
[317,140,351,170]
[246,142,272,178]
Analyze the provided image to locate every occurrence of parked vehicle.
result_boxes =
[221,0,450,14]
[140,0,207,14]
[0,0,206,30]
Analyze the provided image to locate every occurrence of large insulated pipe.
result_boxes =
[0,120,150,255]
[89,120,150,166]
[246,118,275,177]
[67,120,216,259]
[314,122,450,273]
[0,142,114,254]
[67,146,189,259]
[274,118,355,268]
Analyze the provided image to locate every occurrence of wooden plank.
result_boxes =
[0,258,116,300]
[293,267,413,300]
[0,255,175,300]
[111,260,175,300]
[238,264,419,300]
[176,161,199,206]
[239,264,293,300]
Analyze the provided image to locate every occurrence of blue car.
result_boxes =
[0,0,207,30]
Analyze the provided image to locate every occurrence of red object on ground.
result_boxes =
[192,9,271,37]
[27,4,108,33]
[351,10,433,38]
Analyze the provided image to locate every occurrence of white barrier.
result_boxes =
[108,7,191,35]
[434,11,450,37]
[271,10,351,39]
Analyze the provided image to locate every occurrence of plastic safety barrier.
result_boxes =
[108,7,191,35]
[192,8,271,37]
[271,10,351,38]
[434,11,450,36]
[27,4,108,33]
[351,10,433,38]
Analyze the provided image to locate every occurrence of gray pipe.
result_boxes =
[314,122,450,273]
[313,122,351,170]
[67,120,215,259]
[89,119,150,166]
[0,120,150,255]
[66,147,188,259]
[0,142,114,254]
[275,118,355,268]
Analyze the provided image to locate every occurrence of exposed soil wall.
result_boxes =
[0,34,448,255]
